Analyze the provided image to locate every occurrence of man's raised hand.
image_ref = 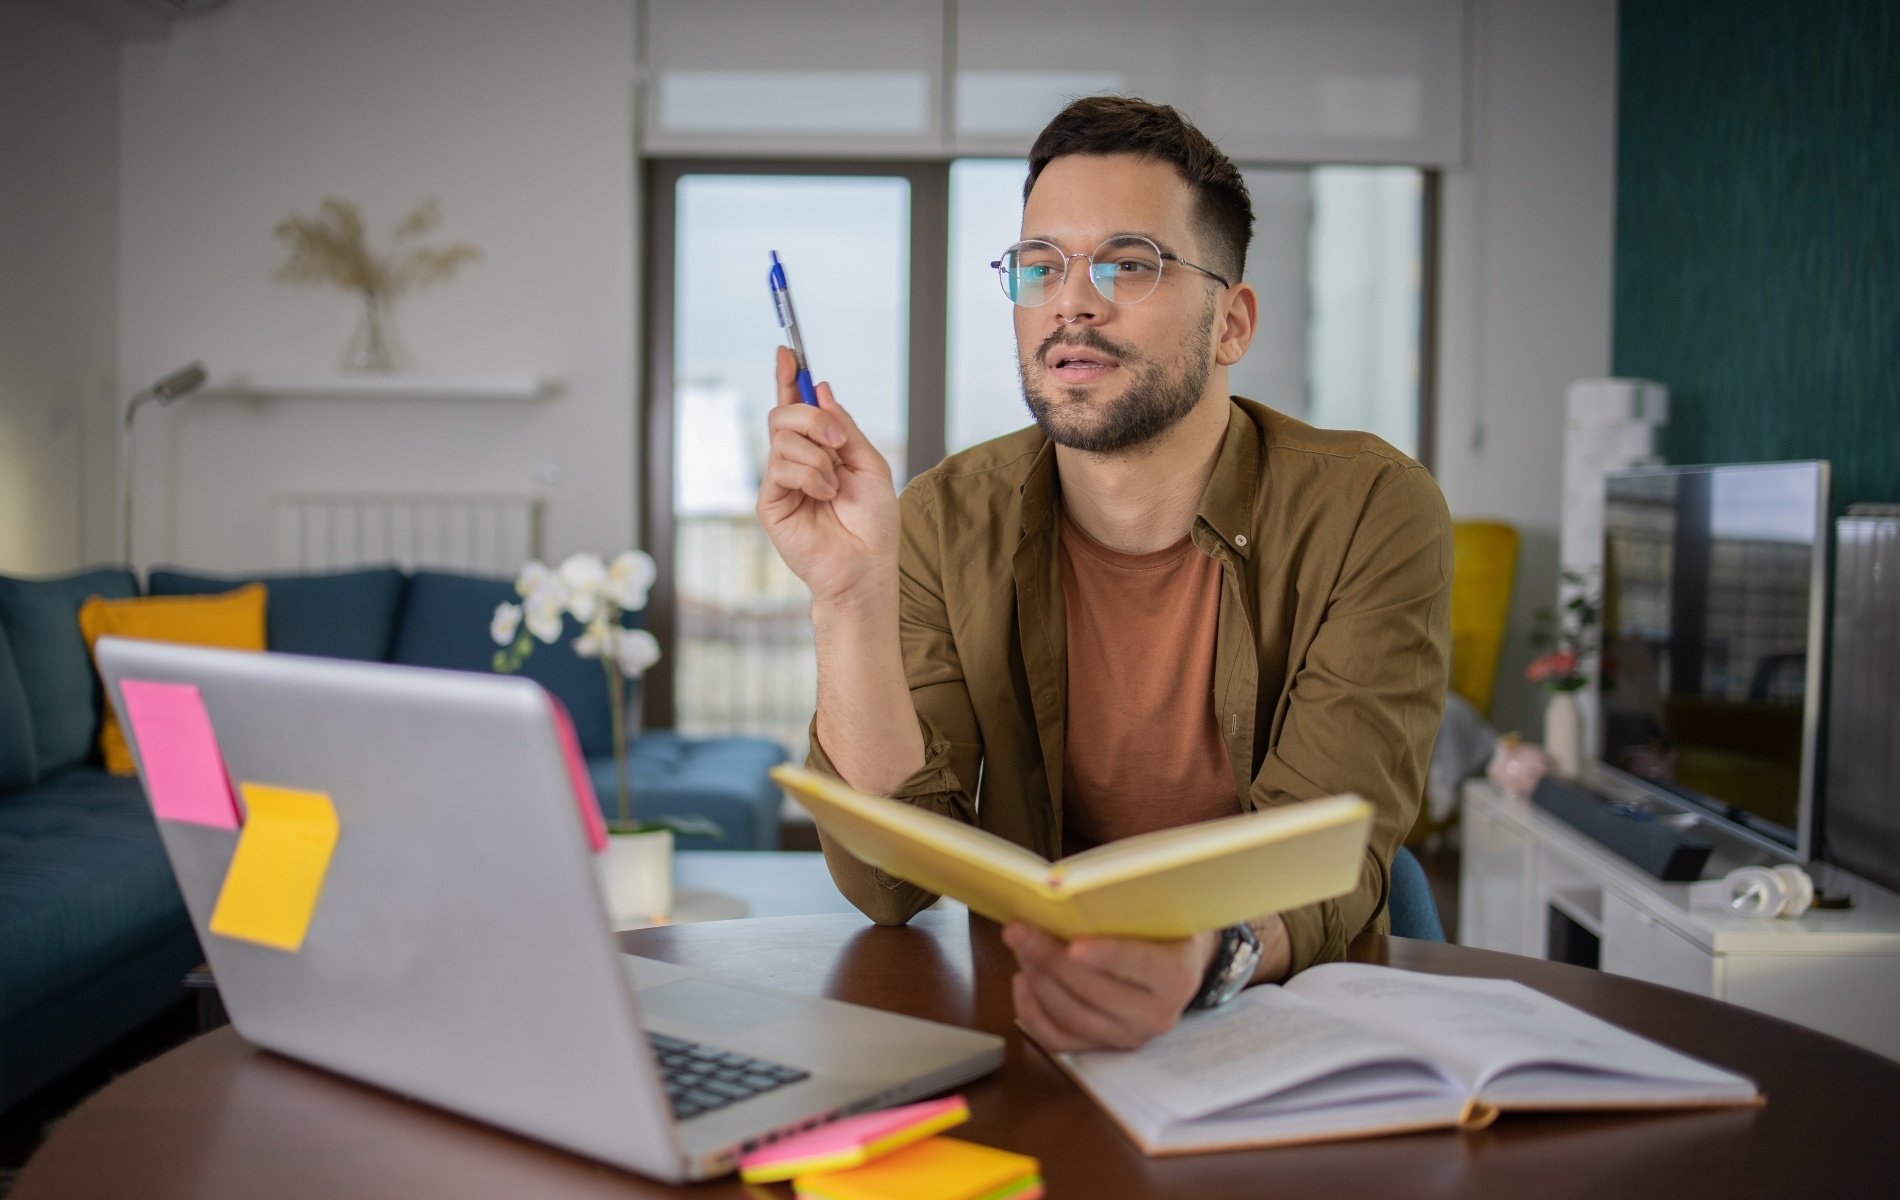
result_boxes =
[756,346,900,606]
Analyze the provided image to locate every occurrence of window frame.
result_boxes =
[640,159,949,727]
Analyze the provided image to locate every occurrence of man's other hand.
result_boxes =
[756,346,900,605]
[1003,922,1219,1052]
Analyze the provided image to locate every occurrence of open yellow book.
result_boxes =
[769,765,1372,940]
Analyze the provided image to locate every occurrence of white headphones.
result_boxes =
[1688,864,1815,919]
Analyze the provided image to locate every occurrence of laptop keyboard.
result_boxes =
[647,1031,811,1121]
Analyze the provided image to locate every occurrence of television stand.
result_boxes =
[1460,778,1900,1062]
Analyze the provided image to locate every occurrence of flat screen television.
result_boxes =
[1591,461,1830,862]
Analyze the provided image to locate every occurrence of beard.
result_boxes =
[1017,299,1216,455]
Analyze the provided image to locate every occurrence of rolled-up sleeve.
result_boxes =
[1254,465,1452,973]
[807,486,985,924]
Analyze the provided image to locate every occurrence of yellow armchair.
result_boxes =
[1448,521,1519,718]
[1409,521,1518,847]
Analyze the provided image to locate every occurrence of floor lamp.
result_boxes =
[120,362,209,566]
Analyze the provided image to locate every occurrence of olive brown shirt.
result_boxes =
[809,396,1453,977]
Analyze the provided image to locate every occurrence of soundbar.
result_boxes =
[1530,777,1714,882]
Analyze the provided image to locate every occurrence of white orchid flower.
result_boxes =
[490,601,522,646]
[523,585,566,644]
[605,549,658,612]
[572,612,613,660]
[558,552,607,623]
[613,627,662,676]
[514,559,552,600]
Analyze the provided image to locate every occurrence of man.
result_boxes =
[757,96,1450,1052]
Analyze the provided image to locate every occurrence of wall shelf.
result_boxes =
[199,374,558,402]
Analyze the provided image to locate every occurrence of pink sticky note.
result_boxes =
[740,1096,971,1183]
[548,695,608,854]
[118,679,242,830]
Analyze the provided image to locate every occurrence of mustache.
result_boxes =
[1034,326,1138,364]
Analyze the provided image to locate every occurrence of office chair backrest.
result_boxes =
[1389,845,1445,942]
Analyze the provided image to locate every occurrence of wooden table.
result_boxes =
[18,912,1900,1198]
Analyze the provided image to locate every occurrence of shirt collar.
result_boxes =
[1195,400,1259,561]
[1017,399,1258,556]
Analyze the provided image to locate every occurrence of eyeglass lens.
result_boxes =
[996,236,1166,307]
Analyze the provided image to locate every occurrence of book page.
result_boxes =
[1284,965,1754,1100]
[1054,986,1457,1124]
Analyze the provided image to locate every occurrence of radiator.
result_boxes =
[271,492,544,575]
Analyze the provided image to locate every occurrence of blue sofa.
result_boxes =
[0,563,786,1113]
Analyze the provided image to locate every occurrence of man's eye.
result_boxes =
[1113,259,1158,276]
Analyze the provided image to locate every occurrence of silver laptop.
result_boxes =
[95,637,1002,1183]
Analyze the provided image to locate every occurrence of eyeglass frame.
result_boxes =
[989,234,1233,308]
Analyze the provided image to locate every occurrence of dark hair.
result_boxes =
[1024,95,1254,280]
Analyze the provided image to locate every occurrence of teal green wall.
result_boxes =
[1613,0,1900,509]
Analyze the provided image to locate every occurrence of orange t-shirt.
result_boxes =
[1058,510,1239,854]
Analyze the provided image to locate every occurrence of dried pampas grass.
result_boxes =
[272,197,480,300]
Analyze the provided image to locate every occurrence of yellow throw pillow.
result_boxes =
[78,583,268,775]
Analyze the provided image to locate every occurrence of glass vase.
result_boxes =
[342,291,399,372]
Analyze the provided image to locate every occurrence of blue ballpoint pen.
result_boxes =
[768,251,820,406]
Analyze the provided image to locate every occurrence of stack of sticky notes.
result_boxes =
[738,1096,1043,1200]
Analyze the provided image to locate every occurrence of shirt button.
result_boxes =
[1234,534,1249,547]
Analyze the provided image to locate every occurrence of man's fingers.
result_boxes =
[1012,974,1097,1055]
[763,457,839,503]
[773,346,808,407]
[1020,966,1148,1051]
[1072,934,1208,998]
[1004,923,1192,1050]
[769,429,841,489]
[811,383,891,478]
[766,400,846,450]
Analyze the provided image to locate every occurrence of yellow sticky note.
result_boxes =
[209,783,340,953]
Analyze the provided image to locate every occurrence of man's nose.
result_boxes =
[1051,255,1103,326]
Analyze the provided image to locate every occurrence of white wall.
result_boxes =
[102,0,1611,739]
[1434,0,1619,738]
[0,0,122,575]
[119,0,638,573]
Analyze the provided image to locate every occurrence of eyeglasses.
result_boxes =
[990,235,1232,308]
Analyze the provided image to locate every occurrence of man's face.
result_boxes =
[1013,154,1226,454]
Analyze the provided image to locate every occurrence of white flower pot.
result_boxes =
[595,828,674,922]
[1543,690,1583,780]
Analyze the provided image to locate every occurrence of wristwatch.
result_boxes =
[1186,922,1262,1012]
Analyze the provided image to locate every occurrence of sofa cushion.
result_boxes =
[0,625,35,791]
[592,732,788,851]
[0,567,140,777]
[77,583,269,775]
[389,570,636,757]
[149,566,407,661]
[0,767,191,1026]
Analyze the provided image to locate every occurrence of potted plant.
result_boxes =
[271,196,480,371]
[489,550,715,920]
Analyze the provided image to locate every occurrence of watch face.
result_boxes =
[1194,923,1262,1011]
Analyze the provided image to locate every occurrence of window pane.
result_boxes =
[671,175,911,756]
[1307,167,1423,457]
[946,161,1423,460]
[946,159,1032,452]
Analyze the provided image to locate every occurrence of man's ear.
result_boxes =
[1213,282,1258,367]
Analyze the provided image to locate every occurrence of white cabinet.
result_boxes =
[1459,780,1900,1062]
[1600,892,1716,995]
